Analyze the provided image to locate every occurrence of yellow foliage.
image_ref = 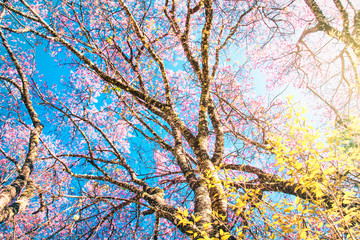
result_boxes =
[265,101,360,239]
[187,103,359,239]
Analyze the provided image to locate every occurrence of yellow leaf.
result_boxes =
[297,204,303,212]
[194,215,202,222]
[299,230,307,239]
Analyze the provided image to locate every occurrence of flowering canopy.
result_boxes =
[0,0,359,239]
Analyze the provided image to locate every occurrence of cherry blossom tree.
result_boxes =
[0,0,359,239]
[256,0,360,119]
